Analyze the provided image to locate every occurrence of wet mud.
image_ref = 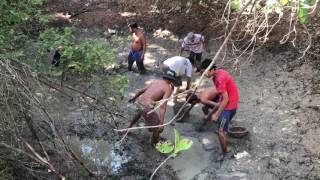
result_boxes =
[50,31,320,180]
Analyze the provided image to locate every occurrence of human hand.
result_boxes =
[212,102,220,107]
[140,55,144,61]
[211,113,219,122]
[232,62,238,70]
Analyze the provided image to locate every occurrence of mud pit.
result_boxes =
[120,32,320,179]
[50,28,320,180]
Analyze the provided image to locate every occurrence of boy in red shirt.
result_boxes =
[200,59,239,154]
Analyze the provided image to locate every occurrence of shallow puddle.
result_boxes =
[168,136,212,179]
[162,124,219,180]
[65,136,130,173]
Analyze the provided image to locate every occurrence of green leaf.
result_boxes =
[280,0,289,5]
[31,0,43,5]
[174,128,180,154]
[155,141,174,154]
[231,0,240,11]
[299,0,308,23]
[175,138,193,153]
[50,70,63,77]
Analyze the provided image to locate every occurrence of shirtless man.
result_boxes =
[128,69,176,145]
[200,87,219,121]
[128,23,147,74]
[173,89,218,123]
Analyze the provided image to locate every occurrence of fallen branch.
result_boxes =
[21,138,66,180]
[149,154,175,180]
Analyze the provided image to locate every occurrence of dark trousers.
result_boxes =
[188,52,202,65]
[128,50,146,74]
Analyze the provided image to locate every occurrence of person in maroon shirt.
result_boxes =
[199,59,239,155]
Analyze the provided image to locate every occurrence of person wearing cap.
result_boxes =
[180,32,205,71]
[160,56,193,102]
[127,69,176,145]
[199,59,239,155]
[128,22,147,74]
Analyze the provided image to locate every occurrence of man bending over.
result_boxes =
[199,59,239,154]
[128,70,176,145]
[161,56,193,102]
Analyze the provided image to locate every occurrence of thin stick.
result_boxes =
[149,154,175,180]
[21,138,66,180]
[117,130,130,145]
[147,89,193,114]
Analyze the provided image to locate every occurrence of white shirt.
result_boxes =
[181,34,204,54]
[163,56,193,78]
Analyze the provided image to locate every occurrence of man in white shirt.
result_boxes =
[161,56,193,102]
[180,32,205,71]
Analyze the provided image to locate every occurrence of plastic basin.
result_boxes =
[229,126,249,138]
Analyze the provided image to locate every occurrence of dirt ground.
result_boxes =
[46,29,320,180]
[39,1,320,179]
[119,32,320,180]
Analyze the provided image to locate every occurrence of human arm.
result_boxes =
[128,83,151,103]
[185,61,193,90]
[186,77,191,90]
[200,87,219,107]
[211,91,228,121]
[200,95,219,107]
[140,34,146,60]
[180,39,187,55]
[159,86,173,127]
[201,35,205,42]
[179,47,184,56]
[199,34,207,53]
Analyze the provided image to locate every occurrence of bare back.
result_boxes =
[131,30,145,51]
[201,86,218,101]
[138,80,173,107]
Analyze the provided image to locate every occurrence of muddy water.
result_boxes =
[65,136,130,173]
[159,102,223,180]
[167,136,211,179]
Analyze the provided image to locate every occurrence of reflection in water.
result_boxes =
[66,137,129,173]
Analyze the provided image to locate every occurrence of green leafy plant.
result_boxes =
[63,38,117,75]
[36,27,125,77]
[151,128,193,179]
[0,0,46,57]
[105,75,130,101]
[39,27,74,51]
[156,128,193,156]
[298,0,308,23]
[231,0,240,11]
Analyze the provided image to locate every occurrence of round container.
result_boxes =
[229,126,249,138]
